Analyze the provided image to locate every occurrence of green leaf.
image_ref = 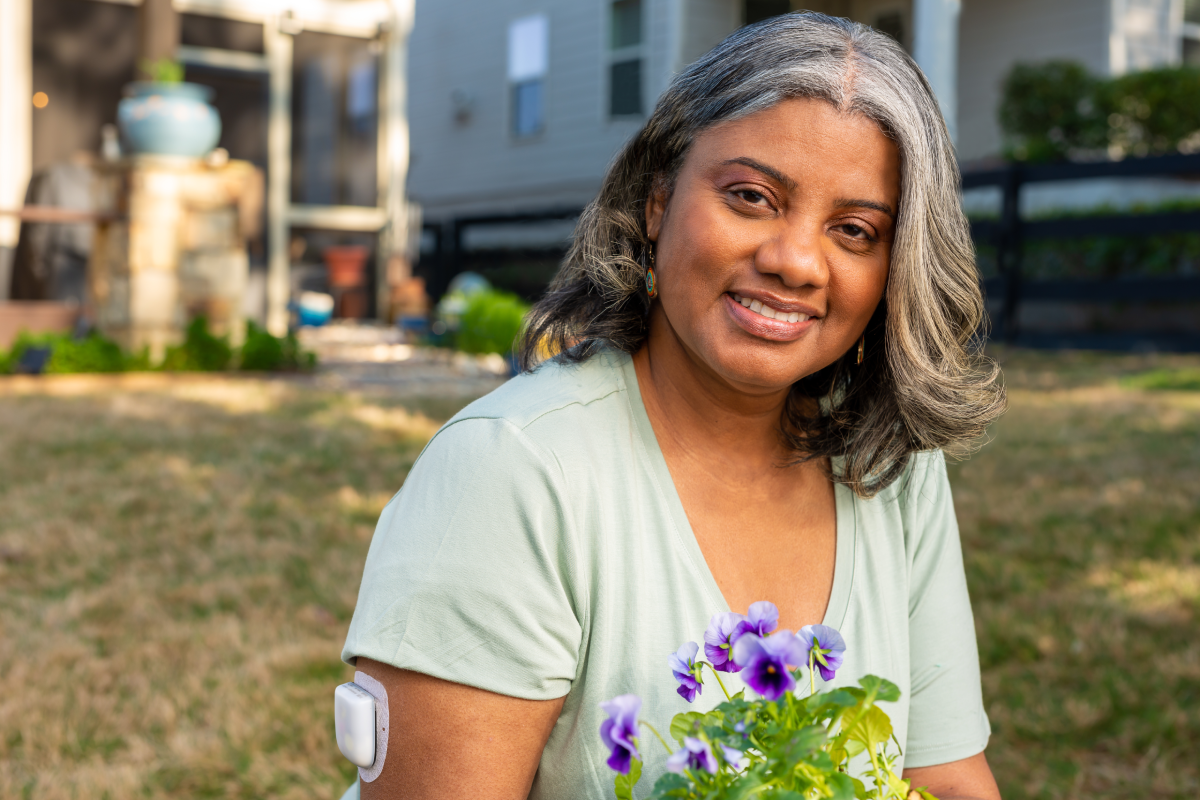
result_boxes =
[825,771,856,800]
[843,737,867,758]
[614,758,641,800]
[670,711,705,745]
[912,789,938,800]
[846,706,893,751]
[857,675,901,703]
[650,771,690,797]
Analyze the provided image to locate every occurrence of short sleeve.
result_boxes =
[900,452,992,768]
[341,416,584,701]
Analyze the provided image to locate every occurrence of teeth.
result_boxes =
[732,293,808,324]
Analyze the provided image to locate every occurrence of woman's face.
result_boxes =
[645,97,900,394]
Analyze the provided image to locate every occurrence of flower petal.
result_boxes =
[746,601,779,636]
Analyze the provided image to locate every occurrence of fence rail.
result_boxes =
[963,152,1200,350]
[418,154,1200,351]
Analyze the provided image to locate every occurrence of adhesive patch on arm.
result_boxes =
[353,671,390,783]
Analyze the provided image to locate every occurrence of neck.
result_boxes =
[632,315,794,476]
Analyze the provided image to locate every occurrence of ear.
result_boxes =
[645,180,668,243]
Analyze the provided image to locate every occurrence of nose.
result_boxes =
[753,217,829,290]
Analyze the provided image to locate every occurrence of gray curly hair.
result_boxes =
[518,11,1005,497]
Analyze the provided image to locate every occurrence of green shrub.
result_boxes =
[455,289,530,356]
[999,61,1200,162]
[1101,67,1200,157]
[240,321,316,371]
[1,330,134,374]
[999,61,1105,162]
[45,334,127,374]
[160,317,233,371]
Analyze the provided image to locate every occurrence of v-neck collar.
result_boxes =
[616,350,856,631]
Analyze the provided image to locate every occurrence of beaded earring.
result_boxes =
[644,246,658,299]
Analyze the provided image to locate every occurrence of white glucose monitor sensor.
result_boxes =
[334,673,389,781]
[334,682,377,768]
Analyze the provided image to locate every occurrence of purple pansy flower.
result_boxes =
[704,611,747,672]
[731,630,806,701]
[733,600,780,642]
[799,624,847,681]
[669,641,703,702]
[720,743,746,769]
[599,694,642,773]
[665,737,718,775]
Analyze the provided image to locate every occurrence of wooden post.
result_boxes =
[998,166,1023,344]
[137,0,180,77]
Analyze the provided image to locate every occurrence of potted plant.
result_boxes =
[117,58,222,159]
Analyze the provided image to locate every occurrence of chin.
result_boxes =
[706,337,820,392]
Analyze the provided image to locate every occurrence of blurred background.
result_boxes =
[0,1,1197,798]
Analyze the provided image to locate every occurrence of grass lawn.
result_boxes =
[0,351,1197,799]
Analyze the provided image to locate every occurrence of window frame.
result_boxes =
[606,0,646,120]
[507,14,550,141]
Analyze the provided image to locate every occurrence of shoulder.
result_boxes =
[407,349,634,476]
[850,450,956,553]
[431,349,632,444]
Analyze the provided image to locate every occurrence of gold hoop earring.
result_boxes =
[644,246,658,299]
[856,335,865,365]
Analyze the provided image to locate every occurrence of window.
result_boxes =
[608,0,644,117]
[1185,0,1200,66]
[509,15,548,138]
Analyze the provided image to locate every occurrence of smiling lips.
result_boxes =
[725,292,818,342]
[730,292,811,323]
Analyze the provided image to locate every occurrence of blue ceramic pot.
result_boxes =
[117,82,222,158]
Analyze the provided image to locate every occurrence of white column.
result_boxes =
[0,0,32,299]
[912,0,961,144]
[377,0,415,321]
[265,15,294,336]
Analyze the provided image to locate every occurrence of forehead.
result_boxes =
[682,97,899,199]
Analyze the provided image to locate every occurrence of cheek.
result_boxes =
[827,248,890,322]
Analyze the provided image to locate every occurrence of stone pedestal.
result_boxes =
[89,155,263,361]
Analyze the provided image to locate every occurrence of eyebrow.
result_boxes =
[721,157,897,220]
[834,198,897,220]
[721,157,796,191]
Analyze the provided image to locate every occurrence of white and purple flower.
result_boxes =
[799,624,847,682]
[731,630,807,701]
[669,641,703,702]
[665,736,718,775]
[599,694,642,774]
[703,611,747,673]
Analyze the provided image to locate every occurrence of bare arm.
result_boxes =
[355,658,565,800]
[903,752,1001,800]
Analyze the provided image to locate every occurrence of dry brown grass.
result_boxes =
[0,351,1197,800]
[0,375,454,800]
[950,349,1200,800]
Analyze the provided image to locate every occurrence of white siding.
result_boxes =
[407,0,651,220]
[956,0,1111,162]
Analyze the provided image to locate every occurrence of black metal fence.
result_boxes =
[964,152,1200,351]
[419,154,1200,351]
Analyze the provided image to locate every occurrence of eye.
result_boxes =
[837,223,875,241]
[734,189,771,207]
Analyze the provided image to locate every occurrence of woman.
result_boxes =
[340,12,1005,800]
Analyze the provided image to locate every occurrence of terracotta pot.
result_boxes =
[324,246,370,289]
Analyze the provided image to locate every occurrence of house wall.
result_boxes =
[956,0,1110,163]
[407,0,666,221]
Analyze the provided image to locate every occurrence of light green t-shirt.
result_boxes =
[339,349,990,799]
